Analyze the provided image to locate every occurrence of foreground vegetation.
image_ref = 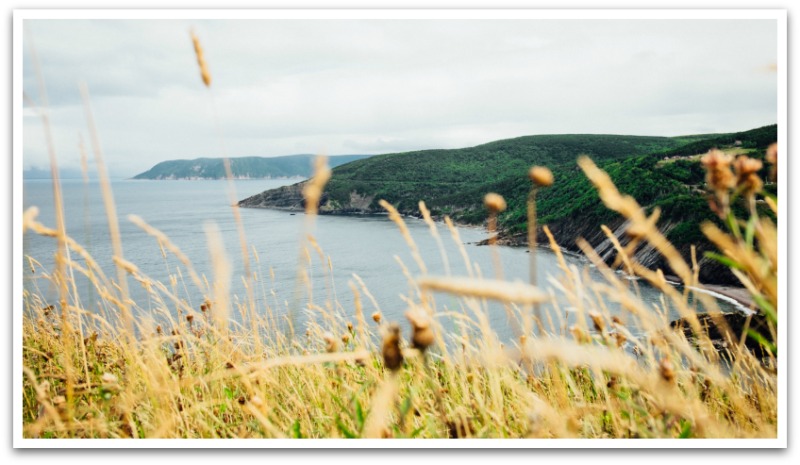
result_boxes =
[21,145,778,439]
[21,31,778,441]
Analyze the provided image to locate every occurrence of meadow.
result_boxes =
[21,149,778,440]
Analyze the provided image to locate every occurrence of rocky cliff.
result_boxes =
[238,181,736,286]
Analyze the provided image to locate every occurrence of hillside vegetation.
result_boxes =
[239,125,777,285]
[324,134,686,210]
[132,154,371,180]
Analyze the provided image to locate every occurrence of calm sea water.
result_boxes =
[22,178,740,343]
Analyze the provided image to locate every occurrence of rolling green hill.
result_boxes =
[132,154,372,180]
[239,125,777,285]
[322,134,686,211]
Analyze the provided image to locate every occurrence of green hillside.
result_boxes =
[240,125,777,284]
[132,154,371,180]
[448,125,777,229]
[325,134,688,211]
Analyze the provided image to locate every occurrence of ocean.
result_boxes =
[21,178,742,344]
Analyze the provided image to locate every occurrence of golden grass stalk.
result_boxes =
[419,201,451,275]
[702,222,777,306]
[578,156,695,287]
[303,156,332,216]
[379,199,428,275]
[79,82,133,340]
[26,28,77,428]
[205,223,232,334]
[418,276,548,305]
[128,214,206,292]
[190,30,212,88]
[527,166,553,333]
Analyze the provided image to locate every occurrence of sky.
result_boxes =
[21,17,778,178]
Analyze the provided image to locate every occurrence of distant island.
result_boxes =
[239,125,778,286]
[131,154,372,180]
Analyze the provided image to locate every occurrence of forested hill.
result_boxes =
[132,154,372,180]
[239,125,777,285]
[325,134,685,200]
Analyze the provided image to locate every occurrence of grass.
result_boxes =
[19,30,779,441]
[20,146,779,439]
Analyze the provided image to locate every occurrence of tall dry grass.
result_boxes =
[20,142,779,438]
[19,30,778,440]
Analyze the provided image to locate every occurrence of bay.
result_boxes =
[22,178,742,344]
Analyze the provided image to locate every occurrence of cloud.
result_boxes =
[22,18,778,177]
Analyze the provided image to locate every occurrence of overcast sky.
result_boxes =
[21,18,778,178]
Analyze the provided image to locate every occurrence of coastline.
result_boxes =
[695,284,755,310]
[244,200,757,311]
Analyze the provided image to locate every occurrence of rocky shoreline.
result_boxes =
[238,180,746,290]
[696,284,754,309]
[240,184,771,359]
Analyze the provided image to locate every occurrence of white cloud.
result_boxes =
[22,18,778,177]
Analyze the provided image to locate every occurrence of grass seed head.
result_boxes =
[190,30,212,87]
[529,166,554,187]
[372,311,382,324]
[484,193,507,213]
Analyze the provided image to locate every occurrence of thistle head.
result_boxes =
[733,155,764,196]
[701,149,736,192]
[765,143,778,181]
[405,306,434,353]
[322,332,338,353]
[381,323,404,372]
[659,357,676,383]
[765,143,777,164]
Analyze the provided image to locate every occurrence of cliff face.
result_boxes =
[541,217,736,285]
[237,182,376,215]
[238,182,307,211]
